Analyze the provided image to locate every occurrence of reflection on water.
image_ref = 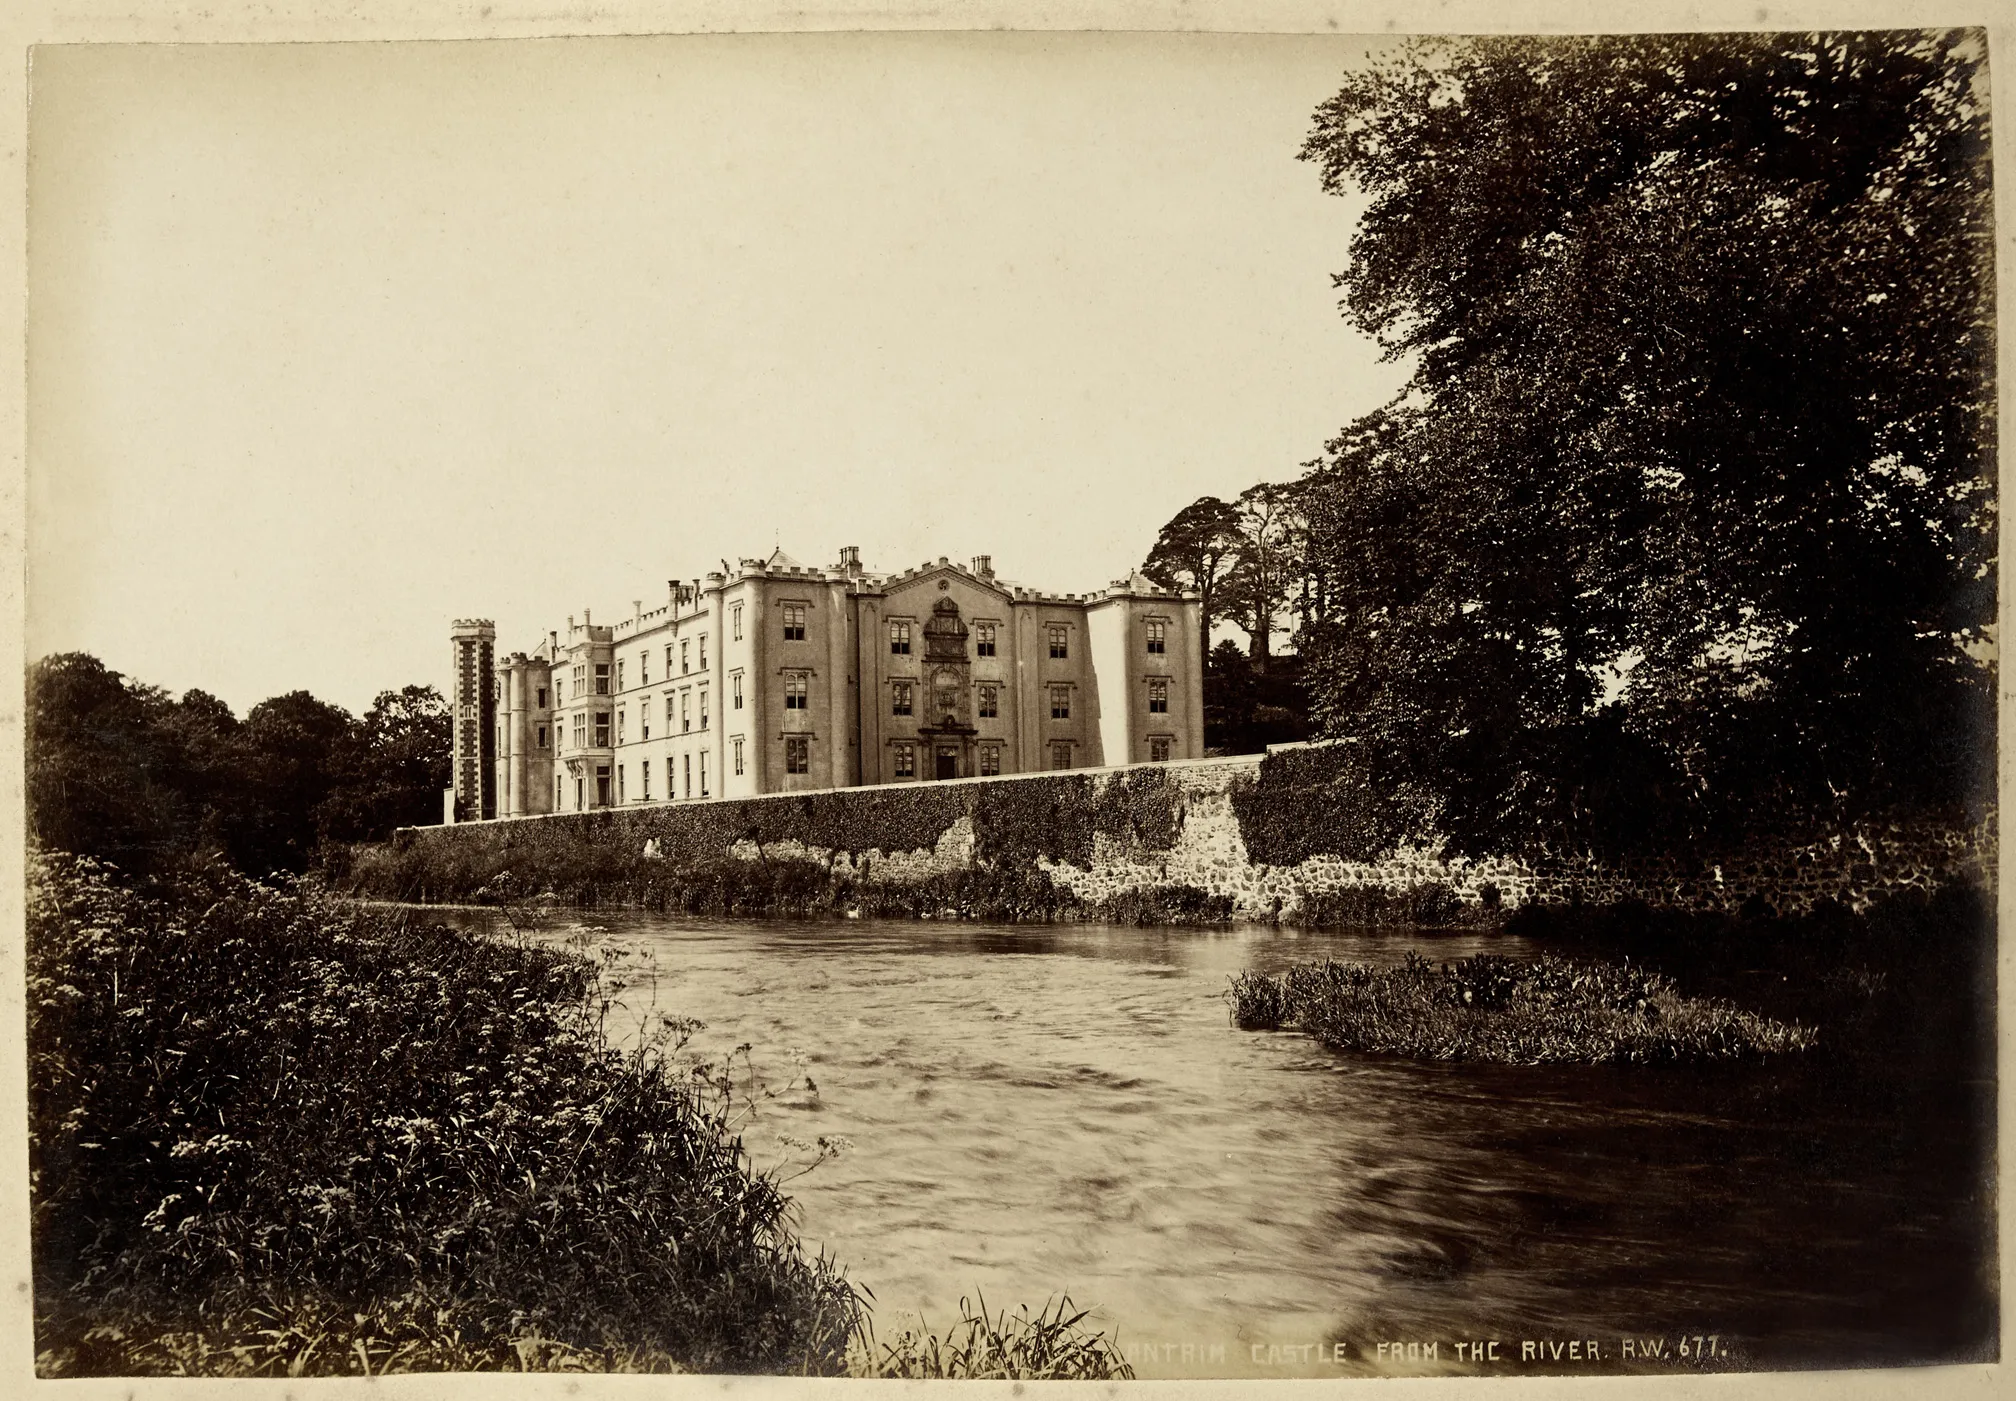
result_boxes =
[434,909,1994,1378]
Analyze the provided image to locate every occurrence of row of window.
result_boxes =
[542,610,1169,709]
[881,678,1169,719]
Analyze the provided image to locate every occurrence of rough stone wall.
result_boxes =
[393,748,1992,916]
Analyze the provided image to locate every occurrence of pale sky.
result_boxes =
[27,32,1409,716]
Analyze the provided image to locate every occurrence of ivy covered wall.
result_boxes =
[362,747,1991,918]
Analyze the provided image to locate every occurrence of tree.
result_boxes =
[1141,496,1242,661]
[1221,483,1306,671]
[26,655,188,870]
[321,685,453,842]
[1295,32,1994,857]
[231,692,360,874]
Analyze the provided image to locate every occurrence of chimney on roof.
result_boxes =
[582,608,592,626]
[972,555,994,579]
[838,545,862,574]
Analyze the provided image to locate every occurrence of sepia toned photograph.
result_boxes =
[17,14,1999,1388]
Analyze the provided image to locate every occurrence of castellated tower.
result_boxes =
[449,619,497,822]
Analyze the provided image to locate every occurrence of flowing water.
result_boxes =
[436,908,1994,1378]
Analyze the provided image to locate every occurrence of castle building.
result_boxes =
[450,547,1204,821]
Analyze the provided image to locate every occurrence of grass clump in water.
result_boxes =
[1228,952,1816,1064]
[851,1293,1134,1380]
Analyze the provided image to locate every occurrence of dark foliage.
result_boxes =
[27,654,451,877]
[27,851,859,1376]
[1203,641,1311,755]
[1289,32,1994,859]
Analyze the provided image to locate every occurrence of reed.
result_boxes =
[850,1293,1134,1380]
[1229,951,1817,1064]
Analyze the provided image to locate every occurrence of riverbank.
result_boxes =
[26,852,1130,1378]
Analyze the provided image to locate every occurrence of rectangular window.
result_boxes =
[786,736,810,774]
[573,663,585,692]
[573,712,586,748]
[1047,624,1068,659]
[975,621,996,657]
[1050,742,1072,770]
[575,775,584,809]
[558,775,564,809]
[699,635,708,670]
[785,673,808,710]
[1150,736,1171,763]
[684,753,693,799]
[732,671,744,709]
[536,685,548,708]
[700,751,710,796]
[682,690,692,732]
[1148,677,1169,713]
[595,663,610,695]
[681,640,690,674]
[666,644,676,675]
[978,685,998,719]
[617,659,625,691]
[537,723,548,749]
[893,742,915,778]
[980,745,1001,777]
[594,712,611,747]
[1146,620,1166,654]
[665,693,676,729]
[617,708,627,743]
[642,759,651,799]
[640,654,649,685]
[699,688,710,730]
[596,764,610,806]
[732,603,744,640]
[642,704,650,740]
[556,677,566,703]
[892,681,913,716]
[890,620,912,655]
[782,603,806,640]
[618,764,625,802]
[1050,685,1070,720]
[733,736,745,775]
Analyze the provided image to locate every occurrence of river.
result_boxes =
[435,908,1994,1379]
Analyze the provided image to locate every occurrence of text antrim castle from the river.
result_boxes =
[447,546,1205,822]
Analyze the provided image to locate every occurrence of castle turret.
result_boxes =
[449,619,497,822]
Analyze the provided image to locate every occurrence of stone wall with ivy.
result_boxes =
[385,746,1992,916]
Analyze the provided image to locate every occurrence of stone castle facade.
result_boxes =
[448,546,1204,822]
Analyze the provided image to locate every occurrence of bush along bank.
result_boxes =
[1229,951,1818,1064]
[344,840,1237,928]
[27,853,1133,1377]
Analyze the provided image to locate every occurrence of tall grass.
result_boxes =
[1229,952,1817,1064]
[851,1294,1134,1380]
[28,851,858,1375]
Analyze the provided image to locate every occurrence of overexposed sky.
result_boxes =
[28,32,1407,715]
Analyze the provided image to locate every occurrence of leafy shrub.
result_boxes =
[1228,951,1817,1064]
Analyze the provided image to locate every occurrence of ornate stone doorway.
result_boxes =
[935,745,960,780]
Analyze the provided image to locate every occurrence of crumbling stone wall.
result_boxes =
[394,747,1991,916]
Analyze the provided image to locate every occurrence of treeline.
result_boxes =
[27,652,450,877]
[1147,31,1996,860]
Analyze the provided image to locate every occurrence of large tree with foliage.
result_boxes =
[1141,496,1243,659]
[1294,31,1994,858]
